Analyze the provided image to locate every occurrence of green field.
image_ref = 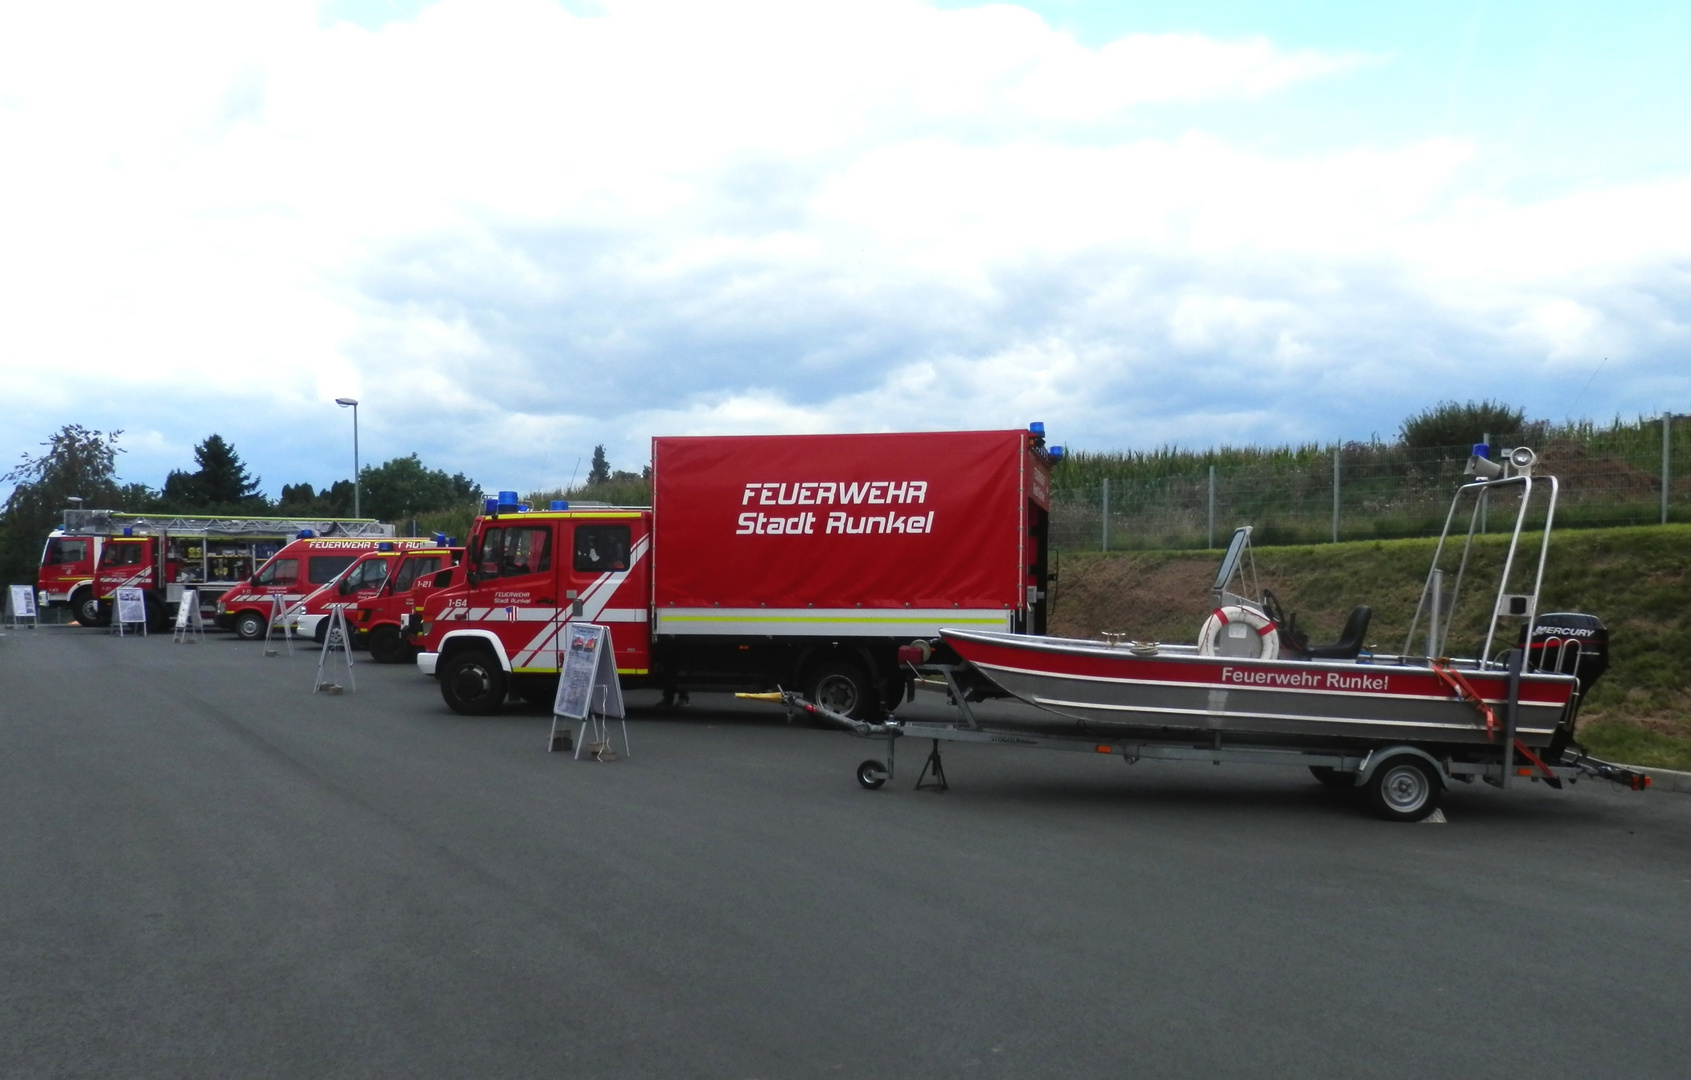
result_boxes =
[1048,524,1691,771]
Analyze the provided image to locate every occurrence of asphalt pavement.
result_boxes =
[3,626,1689,1079]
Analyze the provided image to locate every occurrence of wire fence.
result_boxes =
[1051,427,1690,552]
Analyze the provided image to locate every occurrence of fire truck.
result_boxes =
[47,510,394,631]
[215,534,423,640]
[285,542,460,654]
[417,428,1055,717]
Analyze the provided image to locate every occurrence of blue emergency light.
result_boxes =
[1029,421,1045,436]
[432,532,446,545]
[498,490,518,503]
[298,529,315,538]
[1048,445,1065,461]
[446,537,458,546]
[550,500,569,511]
[1472,442,1490,460]
[379,542,395,551]
[122,527,133,536]
[483,497,498,514]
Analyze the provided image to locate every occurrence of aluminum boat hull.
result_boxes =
[940,629,1577,750]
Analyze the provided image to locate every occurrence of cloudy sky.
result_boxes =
[2,0,1687,500]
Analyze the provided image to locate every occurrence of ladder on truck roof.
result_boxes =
[60,509,395,538]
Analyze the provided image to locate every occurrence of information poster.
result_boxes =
[552,623,625,720]
[115,587,147,625]
[8,585,36,619]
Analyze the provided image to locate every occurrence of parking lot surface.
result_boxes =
[3,627,1690,1079]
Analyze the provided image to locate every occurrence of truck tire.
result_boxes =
[440,650,508,716]
[233,610,267,640]
[71,586,102,627]
[805,657,873,721]
[368,625,409,664]
[144,594,170,633]
[1365,755,1442,822]
[87,596,113,628]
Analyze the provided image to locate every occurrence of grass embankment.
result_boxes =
[1049,524,1691,770]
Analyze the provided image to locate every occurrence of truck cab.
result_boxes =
[353,546,463,663]
[38,531,104,624]
[218,537,386,640]
[417,506,653,711]
[287,542,452,649]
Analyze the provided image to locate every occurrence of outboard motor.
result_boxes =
[1523,613,1608,758]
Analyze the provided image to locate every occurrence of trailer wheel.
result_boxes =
[71,587,102,627]
[233,610,266,640]
[1366,756,1441,822]
[1309,766,1355,790]
[805,657,872,721]
[857,760,888,790]
[440,650,507,716]
[368,625,408,664]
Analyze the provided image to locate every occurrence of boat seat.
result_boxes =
[1304,606,1372,660]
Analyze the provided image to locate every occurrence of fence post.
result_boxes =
[1666,413,1673,526]
[1207,465,1216,549]
[1332,448,1341,543]
[1101,478,1110,552]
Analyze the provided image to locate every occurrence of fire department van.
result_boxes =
[217,535,414,640]
[285,542,452,648]
[350,546,463,663]
[74,512,394,631]
[417,427,1055,717]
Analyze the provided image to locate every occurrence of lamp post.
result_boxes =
[335,398,360,518]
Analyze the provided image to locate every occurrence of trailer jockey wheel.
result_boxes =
[233,611,266,640]
[857,760,888,789]
[1366,755,1442,822]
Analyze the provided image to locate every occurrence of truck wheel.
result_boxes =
[1366,755,1442,822]
[440,650,508,715]
[314,620,346,648]
[88,597,113,628]
[71,587,102,627]
[1310,766,1355,790]
[234,610,267,640]
[368,625,408,664]
[144,595,170,633]
[805,657,873,721]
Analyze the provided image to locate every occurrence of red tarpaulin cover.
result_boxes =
[653,430,1037,611]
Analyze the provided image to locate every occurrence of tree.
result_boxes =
[588,444,611,487]
[1399,400,1528,453]
[357,454,481,521]
[0,425,125,585]
[193,434,263,505]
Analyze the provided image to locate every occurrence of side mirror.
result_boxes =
[466,567,480,587]
[338,578,355,596]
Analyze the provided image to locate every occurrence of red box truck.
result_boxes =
[417,427,1054,717]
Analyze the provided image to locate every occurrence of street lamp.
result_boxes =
[335,398,360,518]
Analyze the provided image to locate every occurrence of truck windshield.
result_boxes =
[341,558,389,591]
[44,538,89,565]
[253,558,299,586]
[308,556,358,584]
[477,527,551,579]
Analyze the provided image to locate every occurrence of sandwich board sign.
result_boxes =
[172,589,205,643]
[551,623,628,758]
[114,587,148,636]
[8,585,37,629]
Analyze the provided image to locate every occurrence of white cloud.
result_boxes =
[0,0,1686,497]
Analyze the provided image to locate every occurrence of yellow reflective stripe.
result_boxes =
[662,613,1003,625]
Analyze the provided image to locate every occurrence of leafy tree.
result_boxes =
[357,455,481,521]
[0,425,125,585]
[194,434,263,505]
[276,480,355,518]
[1400,400,1528,453]
[588,444,611,486]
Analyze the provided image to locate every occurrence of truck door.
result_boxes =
[468,522,559,672]
[564,519,650,675]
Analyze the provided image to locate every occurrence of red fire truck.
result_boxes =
[50,510,393,631]
[354,546,463,663]
[216,534,422,640]
[286,543,459,653]
[417,428,1055,717]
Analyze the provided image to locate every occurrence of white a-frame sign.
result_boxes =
[550,623,628,758]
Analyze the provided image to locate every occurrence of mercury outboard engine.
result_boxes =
[1522,613,1609,758]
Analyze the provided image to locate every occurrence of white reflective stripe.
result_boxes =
[655,608,1014,637]
[596,608,646,623]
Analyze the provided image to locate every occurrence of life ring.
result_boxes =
[1197,604,1280,660]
